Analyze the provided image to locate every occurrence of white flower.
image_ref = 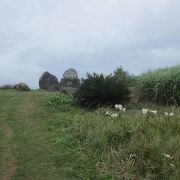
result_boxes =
[122,108,126,112]
[169,113,174,116]
[119,105,123,110]
[142,108,148,115]
[115,104,127,113]
[163,153,173,159]
[149,110,157,115]
[111,113,118,118]
[164,112,174,117]
[106,111,110,116]
[115,104,123,110]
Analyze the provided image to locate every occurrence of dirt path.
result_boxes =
[0,125,16,180]
[2,125,12,139]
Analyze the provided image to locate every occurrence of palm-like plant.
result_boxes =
[75,73,130,107]
[114,66,136,87]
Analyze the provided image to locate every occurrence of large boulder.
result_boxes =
[39,71,59,90]
[14,83,31,91]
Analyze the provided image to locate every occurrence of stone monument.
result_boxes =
[60,68,80,88]
[39,71,59,90]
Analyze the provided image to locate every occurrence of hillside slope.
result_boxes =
[0,90,179,179]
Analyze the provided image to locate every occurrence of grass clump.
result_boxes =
[75,73,130,107]
[49,105,180,179]
[137,65,180,105]
[0,84,14,90]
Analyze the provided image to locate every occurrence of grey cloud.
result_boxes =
[0,0,180,88]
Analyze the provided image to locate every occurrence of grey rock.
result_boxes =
[60,78,80,88]
[39,71,59,89]
[47,84,60,92]
[61,68,80,89]
[63,68,78,80]
[14,83,31,91]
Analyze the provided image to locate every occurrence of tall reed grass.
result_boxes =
[137,65,180,105]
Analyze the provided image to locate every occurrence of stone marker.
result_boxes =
[14,82,31,91]
[60,68,80,88]
[39,71,59,90]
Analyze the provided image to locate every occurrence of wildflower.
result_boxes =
[142,108,148,115]
[119,105,123,110]
[169,113,174,116]
[115,104,123,110]
[106,111,111,116]
[163,153,173,159]
[122,108,126,112]
[164,112,174,117]
[111,113,118,118]
[149,110,157,115]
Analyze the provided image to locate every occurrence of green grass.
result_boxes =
[0,90,180,179]
[137,65,180,105]
[0,90,61,179]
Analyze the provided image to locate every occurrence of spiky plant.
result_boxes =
[75,73,130,107]
[114,66,136,87]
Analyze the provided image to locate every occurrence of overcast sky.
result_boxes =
[0,0,180,88]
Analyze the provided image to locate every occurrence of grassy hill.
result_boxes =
[0,90,179,179]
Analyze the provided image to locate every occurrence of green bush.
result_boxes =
[0,84,14,89]
[46,93,74,110]
[75,73,130,107]
[137,65,180,105]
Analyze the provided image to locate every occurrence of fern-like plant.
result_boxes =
[114,66,136,87]
[75,73,130,107]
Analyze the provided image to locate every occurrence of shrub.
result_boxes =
[0,84,14,90]
[46,93,74,110]
[137,65,180,105]
[75,73,130,107]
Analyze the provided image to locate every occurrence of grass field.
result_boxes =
[0,90,179,179]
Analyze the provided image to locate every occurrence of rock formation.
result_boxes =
[39,71,59,90]
[14,83,31,91]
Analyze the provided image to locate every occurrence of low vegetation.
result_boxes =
[0,84,14,90]
[43,93,180,179]
[45,93,74,111]
[0,65,180,179]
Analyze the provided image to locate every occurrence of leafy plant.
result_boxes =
[75,73,130,107]
[46,93,74,110]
